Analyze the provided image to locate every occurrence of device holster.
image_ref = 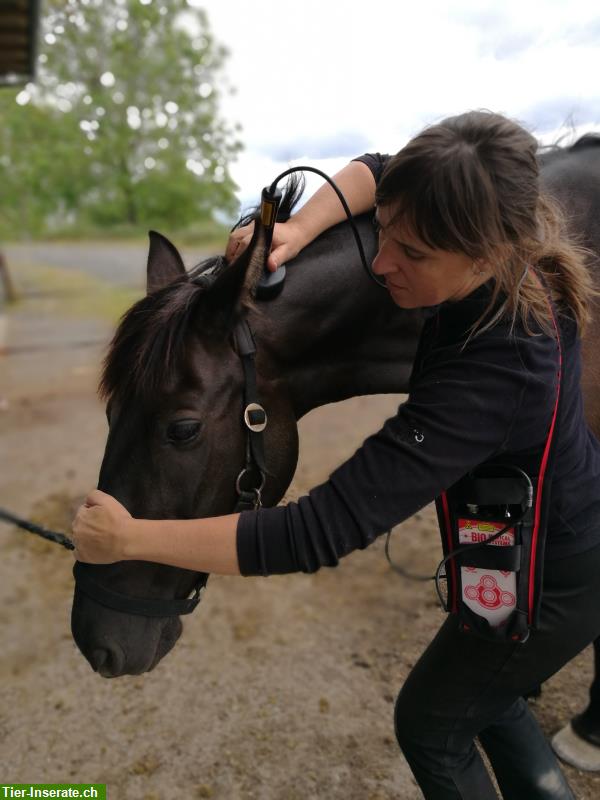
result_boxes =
[436,465,540,643]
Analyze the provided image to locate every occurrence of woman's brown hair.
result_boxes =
[376,110,596,336]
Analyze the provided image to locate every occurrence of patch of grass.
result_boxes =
[8,219,231,252]
[12,261,143,323]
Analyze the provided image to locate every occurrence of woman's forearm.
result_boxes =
[226,159,377,269]
[292,160,377,247]
[123,513,242,575]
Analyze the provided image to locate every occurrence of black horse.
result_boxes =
[71,136,600,679]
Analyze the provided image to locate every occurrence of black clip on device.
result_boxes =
[255,186,287,300]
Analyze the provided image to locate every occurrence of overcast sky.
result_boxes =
[194,0,599,212]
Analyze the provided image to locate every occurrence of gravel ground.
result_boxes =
[1,246,599,799]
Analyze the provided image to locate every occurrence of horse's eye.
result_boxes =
[167,419,201,443]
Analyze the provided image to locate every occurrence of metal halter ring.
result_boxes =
[244,402,267,433]
[235,468,266,495]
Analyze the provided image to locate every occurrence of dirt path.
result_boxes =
[1,248,599,799]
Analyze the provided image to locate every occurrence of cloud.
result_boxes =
[522,96,600,134]
[565,18,600,46]
[489,31,538,61]
[452,7,539,60]
[260,131,371,161]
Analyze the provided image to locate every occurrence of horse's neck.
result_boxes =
[250,216,423,419]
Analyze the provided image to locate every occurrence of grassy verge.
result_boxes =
[11,261,143,324]
[3,220,231,252]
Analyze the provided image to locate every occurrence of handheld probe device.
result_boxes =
[255,166,386,300]
[255,185,286,300]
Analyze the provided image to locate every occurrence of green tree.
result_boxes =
[0,94,76,236]
[0,0,241,235]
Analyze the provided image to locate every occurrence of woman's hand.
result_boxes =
[225,161,376,271]
[72,489,133,564]
[225,219,309,272]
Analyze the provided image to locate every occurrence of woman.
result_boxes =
[72,111,600,799]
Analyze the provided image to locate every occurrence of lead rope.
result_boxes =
[0,507,74,549]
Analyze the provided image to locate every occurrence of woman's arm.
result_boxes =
[288,159,377,246]
[125,514,241,575]
[226,160,377,270]
[72,490,241,575]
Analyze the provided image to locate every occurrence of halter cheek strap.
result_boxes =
[234,318,268,511]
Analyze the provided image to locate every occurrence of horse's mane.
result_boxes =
[538,132,600,165]
[571,133,600,151]
[234,172,305,230]
[99,176,305,404]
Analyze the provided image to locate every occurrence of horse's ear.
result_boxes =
[209,222,269,311]
[147,231,186,294]
[240,222,270,299]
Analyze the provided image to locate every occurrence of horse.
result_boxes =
[71,135,600,678]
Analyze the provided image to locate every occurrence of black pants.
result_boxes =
[394,541,600,799]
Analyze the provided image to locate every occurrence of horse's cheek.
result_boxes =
[264,394,299,504]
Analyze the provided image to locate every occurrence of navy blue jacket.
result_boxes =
[236,159,600,576]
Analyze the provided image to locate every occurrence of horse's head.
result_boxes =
[72,198,301,676]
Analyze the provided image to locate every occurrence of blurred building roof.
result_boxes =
[0,0,40,86]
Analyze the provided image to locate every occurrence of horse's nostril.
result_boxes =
[88,645,126,676]
[90,648,109,672]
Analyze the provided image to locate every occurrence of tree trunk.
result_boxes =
[0,249,17,303]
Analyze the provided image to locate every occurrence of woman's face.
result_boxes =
[372,206,489,309]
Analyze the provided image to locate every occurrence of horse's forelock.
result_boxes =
[99,266,220,404]
[232,173,305,231]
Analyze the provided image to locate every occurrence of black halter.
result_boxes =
[72,314,269,617]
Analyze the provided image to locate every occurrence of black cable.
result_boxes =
[384,529,433,582]
[268,166,387,288]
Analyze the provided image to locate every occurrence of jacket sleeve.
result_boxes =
[236,329,555,576]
